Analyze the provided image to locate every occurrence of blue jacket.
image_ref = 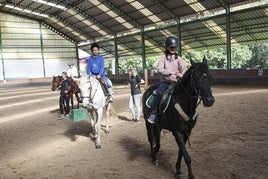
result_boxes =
[87,54,104,76]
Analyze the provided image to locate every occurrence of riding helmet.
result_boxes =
[90,42,100,51]
[68,62,74,66]
[165,36,179,47]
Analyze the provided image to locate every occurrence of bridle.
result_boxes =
[80,77,100,106]
[176,68,209,108]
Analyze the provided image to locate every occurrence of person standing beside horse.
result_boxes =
[67,62,81,104]
[128,67,145,123]
[147,36,187,124]
[58,72,72,120]
[67,62,78,78]
[87,43,113,103]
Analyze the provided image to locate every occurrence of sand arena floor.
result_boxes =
[0,85,267,179]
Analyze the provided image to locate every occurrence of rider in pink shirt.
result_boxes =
[147,36,187,124]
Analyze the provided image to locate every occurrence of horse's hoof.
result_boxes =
[95,145,101,149]
[152,159,158,166]
[175,170,182,176]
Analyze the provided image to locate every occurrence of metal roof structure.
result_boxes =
[0,0,267,59]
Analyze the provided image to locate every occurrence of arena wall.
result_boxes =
[1,69,267,88]
[107,69,268,86]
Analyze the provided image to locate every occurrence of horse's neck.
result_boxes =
[174,78,198,115]
[89,78,103,97]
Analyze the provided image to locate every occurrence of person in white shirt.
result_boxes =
[67,62,78,78]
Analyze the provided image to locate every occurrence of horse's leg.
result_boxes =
[153,124,161,154]
[75,91,79,108]
[176,134,188,176]
[70,93,74,109]
[95,108,103,149]
[105,103,110,133]
[173,131,194,179]
[175,149,183,176]
[88,111,95,137]
[146,122,158,165]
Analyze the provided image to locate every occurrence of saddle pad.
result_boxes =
[159,88,172,114]
[146,89,172,114]
[146,90,157,108]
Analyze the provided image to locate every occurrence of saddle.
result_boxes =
[98,78,109,96]
[146,83,175,114]
[146,83,199,122]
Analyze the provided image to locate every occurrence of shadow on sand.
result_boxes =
[117,115,132,122]
[117,136,177,176]
[64,120,95,142]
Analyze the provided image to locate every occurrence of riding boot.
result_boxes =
[147,95,161,124]
[107,87,114,102]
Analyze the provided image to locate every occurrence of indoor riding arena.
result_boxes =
[0,1,268,179]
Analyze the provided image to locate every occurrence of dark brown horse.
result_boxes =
[142,58,215,179]
[51,75,80,108]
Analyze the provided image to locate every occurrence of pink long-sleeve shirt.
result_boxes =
[157,54,187,82]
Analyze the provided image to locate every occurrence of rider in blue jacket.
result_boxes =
[87,43,113,102]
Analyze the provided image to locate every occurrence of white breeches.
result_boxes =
[129,94,142,121]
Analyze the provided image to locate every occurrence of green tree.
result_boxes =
[248,44,268,69]
[231,45,252,68]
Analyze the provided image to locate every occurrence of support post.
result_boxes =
[0,23,5,82]
[141,27,146,71]
[177,17,182,57]
[75,43,80,77]
[114,35,119,74]
[39,23,46,77]
[226,5,231,69]
[144,68,149,90]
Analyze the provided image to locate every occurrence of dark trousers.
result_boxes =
[151,81,170,111]
[59,95,70,115]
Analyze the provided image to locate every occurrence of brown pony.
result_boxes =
[51,75,80,109]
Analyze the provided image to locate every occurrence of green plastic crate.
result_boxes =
[71,108,87,121]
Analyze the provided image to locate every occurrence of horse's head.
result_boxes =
[188,57,215,107]
[51,75,62,91]
[75,76,99,108]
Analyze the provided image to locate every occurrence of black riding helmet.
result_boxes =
[90,42,100,51]
[165,36,179,47]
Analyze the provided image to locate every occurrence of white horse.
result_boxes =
[74,76,111,149]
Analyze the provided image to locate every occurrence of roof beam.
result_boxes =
[100,1,164,52]
[0,1,92,42]
[0,10,76,43]
[150,0,177,20]
[101,0,141,28]
[54,0,114,35]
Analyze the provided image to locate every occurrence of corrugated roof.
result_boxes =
[0,0,267,59]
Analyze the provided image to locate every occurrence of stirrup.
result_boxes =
[106,96,113,103]
[147,112,155,124]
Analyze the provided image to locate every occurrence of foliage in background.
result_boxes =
[248,44,268,69]
[115,44,267,73]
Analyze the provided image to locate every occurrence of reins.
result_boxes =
[80,77,100,106]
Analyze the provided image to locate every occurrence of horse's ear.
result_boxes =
[202,56,208,65]
[190,58,195,66]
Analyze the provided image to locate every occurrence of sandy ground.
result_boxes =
[0,85,267,179]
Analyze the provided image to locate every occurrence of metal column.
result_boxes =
[177,17,182,57]
[0,24,5,81]
[141,27,146,71]
[39,23,46,77]
[114,35,119,74]
[226,5,231,69]
[75,43,80,77]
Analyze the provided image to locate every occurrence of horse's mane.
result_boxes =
[174,61,209,93]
